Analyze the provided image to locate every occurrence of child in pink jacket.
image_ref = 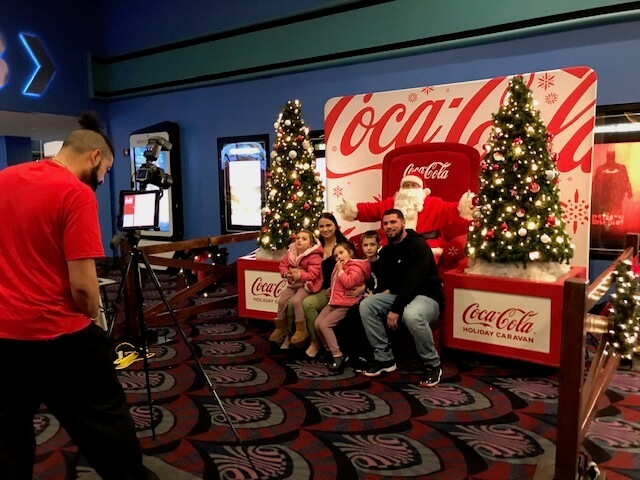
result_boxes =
[269,229,323,345]
[308,242,371,373]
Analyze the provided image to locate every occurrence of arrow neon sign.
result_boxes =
[19,33,55,97]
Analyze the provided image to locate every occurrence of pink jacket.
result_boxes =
[278,239,324,293]
[327,259,371,307]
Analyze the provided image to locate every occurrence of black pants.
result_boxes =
[0,323,145,480]
[334,303,374,361]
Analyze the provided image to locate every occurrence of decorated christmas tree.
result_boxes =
[257,100,324,258]
[606,259,640,360]
[466,75,575,281]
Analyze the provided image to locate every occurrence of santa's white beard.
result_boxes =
[394,188,426,231]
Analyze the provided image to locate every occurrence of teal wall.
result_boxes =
[93,0,640,98]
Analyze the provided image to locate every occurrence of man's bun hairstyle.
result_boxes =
[78,111,102,131]
[74,111,114,156]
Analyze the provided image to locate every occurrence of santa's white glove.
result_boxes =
[336,198,358,221]
[458,190,476,220]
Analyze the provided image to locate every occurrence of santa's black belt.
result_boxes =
[420,229,441,240]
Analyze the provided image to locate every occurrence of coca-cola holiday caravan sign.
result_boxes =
[324,67,597,268]
[453,289,551,353]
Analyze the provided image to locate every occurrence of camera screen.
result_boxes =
[119,190,160,231]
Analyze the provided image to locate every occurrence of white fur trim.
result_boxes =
[423,188,431,197]
[458,191,475,220]
[339,199,358,221]
[401,175,424,188]
[431,247,443,257]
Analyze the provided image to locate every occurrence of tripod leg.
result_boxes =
[106,255,134,341]
[138,251,256,467]
[131,250,157,440]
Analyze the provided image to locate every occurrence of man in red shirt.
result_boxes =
[0,113,146,479]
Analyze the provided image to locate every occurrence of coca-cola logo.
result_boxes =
[403,162,451,181]
[251,277,287,298]
[462,303,536,333]
[324,68,597,174]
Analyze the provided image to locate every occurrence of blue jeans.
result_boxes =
[359,293,441,367]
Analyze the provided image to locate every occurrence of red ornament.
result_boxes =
[513,163,519,171]
[290,195,297,202]
[547,132,555,141]
[282,222,289,228]
[296,135,304,142]
[483,143,492,153]
[473,220,482,229]
[261,227,268,233]
[529,182,540,193]
[293,180,301,188]
[492,164,500,171]
[550,151,559,162]
[481,162,489,172]
[500,222,508,232]
[553,178,560,185]
[516,208,526,218]
[266,172,273,179]
[493,152,504,161]
[546,215,556,226]
[485,230,495,240]
[513,137,523,145]
[472,196,480,207]
[303,203,310,210]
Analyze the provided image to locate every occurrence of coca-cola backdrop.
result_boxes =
[324,67,597,268]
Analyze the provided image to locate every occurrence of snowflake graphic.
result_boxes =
[408,92,418,103]
[332,186,344,198]
[560,189,589,234]
[421,86,434,95]
[545,92,558,105]
[537,73,555,91]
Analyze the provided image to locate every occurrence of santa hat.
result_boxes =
[400,175,424,188]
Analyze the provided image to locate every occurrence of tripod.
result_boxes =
[106,232,244,447]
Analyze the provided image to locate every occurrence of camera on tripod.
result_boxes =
[136,137,173,190]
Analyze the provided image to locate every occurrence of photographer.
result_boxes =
[0,113,146,479]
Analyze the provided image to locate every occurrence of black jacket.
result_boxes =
[379,229,444,315]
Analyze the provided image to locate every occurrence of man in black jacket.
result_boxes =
[359,208,444,386]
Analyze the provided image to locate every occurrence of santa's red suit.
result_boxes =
[338,175,474,253]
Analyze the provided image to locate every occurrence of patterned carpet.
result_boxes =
[32,270,640,480]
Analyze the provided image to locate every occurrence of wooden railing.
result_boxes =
[552,233,639,479]
[118,231,259,336]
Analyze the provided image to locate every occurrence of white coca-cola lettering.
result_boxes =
[403,162,451,181]
[324,69,596,174]
[462,303,535,334]
[251,277,287,298]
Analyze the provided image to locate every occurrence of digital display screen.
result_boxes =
[219,139,268,232]
[132,147,171,234]
[229,160,262,226]
[119,191,159,230]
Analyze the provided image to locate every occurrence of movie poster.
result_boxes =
[590,142,640,256]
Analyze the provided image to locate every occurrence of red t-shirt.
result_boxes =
[0,160,105,340]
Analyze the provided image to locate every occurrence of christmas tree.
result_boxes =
[466,75,574,279]
[257,100,324,256]
[607,259,640,360]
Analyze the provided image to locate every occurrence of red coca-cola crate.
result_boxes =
[443,266,587,367]
[237,254,286,322]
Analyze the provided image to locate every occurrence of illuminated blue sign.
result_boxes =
[0,33,8,89]
[19,33,55,97]
[0,31,55,96]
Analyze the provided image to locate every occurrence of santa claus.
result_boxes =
[336,175,475,253]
